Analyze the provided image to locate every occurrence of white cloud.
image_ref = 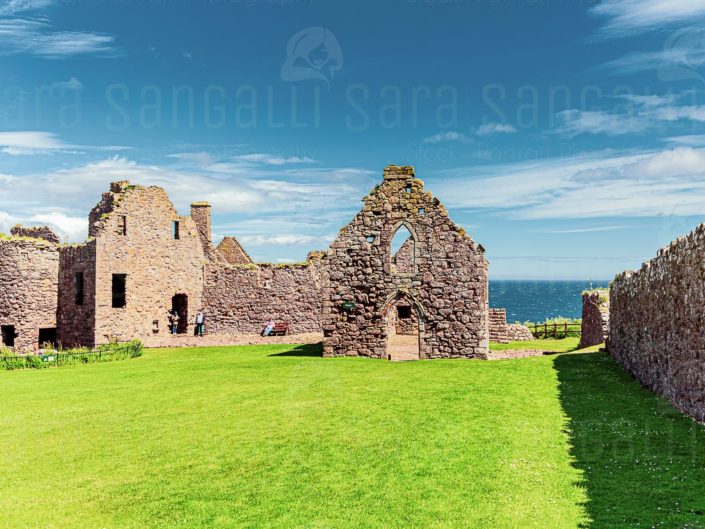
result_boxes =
[423,131,473,144]
[592,0,705,36]
[554,109,651,136]
[0,131,69,155]
[538,225,630,234]
[553,93,705,137]
[239,234,333,246]
[49,77,82,92]
[0,3,118,58]
[0,155,375,242]
[433,146,705,220]
[476,122,517,136]
[232,153,318,165]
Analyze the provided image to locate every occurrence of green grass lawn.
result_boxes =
[2,344,705,529]
[490,336,583,353]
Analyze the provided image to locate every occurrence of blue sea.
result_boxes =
[489,280,610,324]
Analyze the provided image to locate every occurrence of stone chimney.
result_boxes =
[190,202,212,244]
[383,165,415,180]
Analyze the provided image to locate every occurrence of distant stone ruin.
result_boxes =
[610,224,705,422]
[579,290,609,348]
[1,164,493,360]
[322,165,489,360]
[488,308,534,343]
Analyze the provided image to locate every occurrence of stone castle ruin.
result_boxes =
[322,165,489,360]
[1,165,499,360]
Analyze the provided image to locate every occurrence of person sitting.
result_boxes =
[262,319,275,337]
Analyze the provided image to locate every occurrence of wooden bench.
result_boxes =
[269,322,289,336]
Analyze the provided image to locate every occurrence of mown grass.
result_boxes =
[490,336,582,353]
[1,344,704,529]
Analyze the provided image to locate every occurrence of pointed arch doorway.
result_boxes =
[383,291,425,361]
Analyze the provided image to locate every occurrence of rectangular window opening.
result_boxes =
[1,325,16,347]
[118,215,127,236]
[112,274,127,308]
[172,220,180,240]
[397,306,412,319]
[75,272,84,306]
[38,328,57,348]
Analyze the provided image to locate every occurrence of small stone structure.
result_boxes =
[610,223,705,422]
[322,165,489,360]
[217,237,252,265]
[0,231,60,351]
[579,290,609,348]
[488,308,534,343]
[10,225,61,244]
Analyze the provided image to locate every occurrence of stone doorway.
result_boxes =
[171,294,189,334]
[384,294,423,361]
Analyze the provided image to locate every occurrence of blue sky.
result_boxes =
[2,0,705,279]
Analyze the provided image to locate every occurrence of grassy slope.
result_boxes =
[1,345,704,529]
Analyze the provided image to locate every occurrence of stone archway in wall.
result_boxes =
[383,291,426,361]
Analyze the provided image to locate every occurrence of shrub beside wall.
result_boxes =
[0,340,143,370]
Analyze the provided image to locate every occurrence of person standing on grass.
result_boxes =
[168,309,179,335]
[195,310,206,337]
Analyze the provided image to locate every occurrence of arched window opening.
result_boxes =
[391,225,415,274]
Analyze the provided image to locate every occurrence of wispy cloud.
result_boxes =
[423,131,473,144]
[537,225,631,234]
[0,1,119,58]
[432,146,705,220]
[476,122,517,136]
[0,153,375,243]
[553,92,705,137]
[592,0,705,37]
[0,130,128,155]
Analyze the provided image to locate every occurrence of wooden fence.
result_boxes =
[528,322,582,339]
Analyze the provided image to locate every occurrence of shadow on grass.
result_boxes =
[268,343,323,357]
[554,352,705,528]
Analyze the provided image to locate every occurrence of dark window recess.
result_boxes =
[172,221,180,240]
[75,272,84,306]
[397,306,412,319]
[112,274,127,308]
[38,328,57,348]
[118,215,127,236]
[1,325,16,347]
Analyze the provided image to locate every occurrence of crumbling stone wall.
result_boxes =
[323,165,489,359]
[11,225,61,244]
[217,236,252,265]
[88,182,206,345]
[57,241,97,348]
[610,223,705,422]
[579,290,609,348]
[0,238,59,351]
[489,308,533,343]
[203,255,324,334]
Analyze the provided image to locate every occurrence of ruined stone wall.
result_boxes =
[90,182,206,345]
[579,290,609,348]
[0,238,59,351]
[323,165,489,359]
[609,224,705,422]
[489,308,533,343]
[217,237,252,265]
[10,225,61,244]
[203,256,324,334]
[57,242,97,348]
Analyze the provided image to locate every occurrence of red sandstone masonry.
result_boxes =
[0,238,59,351]
[610,224,705,422]
[489,308,533,343]
[579,290,609,348]
[323,165,489,359]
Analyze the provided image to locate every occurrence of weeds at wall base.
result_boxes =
[0,340,143,370]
